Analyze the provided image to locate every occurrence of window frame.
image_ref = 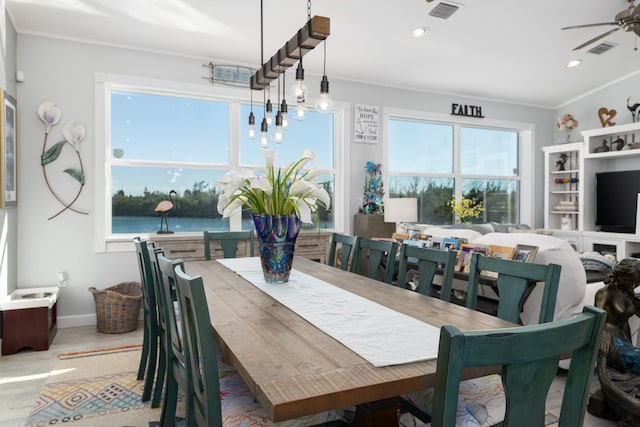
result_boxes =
[382,107,534,226]
[94,73,347,253]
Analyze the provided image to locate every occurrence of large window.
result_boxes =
[95,75,342,250]
[387,114,523,225]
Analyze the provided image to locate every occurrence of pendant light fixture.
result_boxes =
[247,0,331,144]
[273,75,285,143]
[260,90,269,147]
[248,89,257,139]
[315,40,333,113]
[265,86,273,125]
[280,72,289,129]
[292,60,307,121]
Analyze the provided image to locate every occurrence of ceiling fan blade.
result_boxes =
[573,27,620,50]
[561,22,617,30]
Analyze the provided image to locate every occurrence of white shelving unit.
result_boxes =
[543,142,583,232]
[543,122,640,259]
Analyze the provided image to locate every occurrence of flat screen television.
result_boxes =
[596,170,640,233]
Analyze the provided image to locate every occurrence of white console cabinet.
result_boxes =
[543,122,640,259]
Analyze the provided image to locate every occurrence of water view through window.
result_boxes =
[109,90,336,234]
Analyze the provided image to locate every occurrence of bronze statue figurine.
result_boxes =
[590,258,640,425]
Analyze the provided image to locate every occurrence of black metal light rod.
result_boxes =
[250,15,330,90]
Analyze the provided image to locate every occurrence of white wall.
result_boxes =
[556,71,640,132]
[15,34,558,326]
[1,2,18,302]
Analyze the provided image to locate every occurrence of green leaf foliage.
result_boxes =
[41,141,66,165]
[64,169,85,184]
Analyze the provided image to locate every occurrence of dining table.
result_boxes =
[185,256,516,426]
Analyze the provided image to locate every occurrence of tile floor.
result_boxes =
[0,323,618,427]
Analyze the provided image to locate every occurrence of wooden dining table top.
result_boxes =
[185,257,515,422]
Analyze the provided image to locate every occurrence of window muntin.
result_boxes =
[388,117,521,225]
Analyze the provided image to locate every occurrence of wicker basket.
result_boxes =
[89,282,142,334]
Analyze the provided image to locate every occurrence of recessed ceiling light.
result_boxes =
[411,27,429,38]
[566,59,582,68]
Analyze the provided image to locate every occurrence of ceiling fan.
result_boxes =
[562,0,640,51]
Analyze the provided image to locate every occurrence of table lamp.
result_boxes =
[384,198,418,225]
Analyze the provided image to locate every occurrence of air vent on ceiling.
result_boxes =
[429,2,460,20]
[588,42,616,55]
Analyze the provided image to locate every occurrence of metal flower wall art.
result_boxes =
[37,102,88,220]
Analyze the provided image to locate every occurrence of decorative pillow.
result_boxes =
[491,223,531,233]
[579,251,616,271]
[445,223,495,235]
[507,227,553,235]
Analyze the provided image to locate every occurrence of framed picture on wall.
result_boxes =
[0,89,17,208]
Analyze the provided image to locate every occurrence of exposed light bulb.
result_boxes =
[291,62,308,105]
[295,102,305,121]
[273,112,285,144]
[259,117,269,147]
[315,75,333,113]
[265,99,273,125]
[247,111,256,139]
[280,99,289,128]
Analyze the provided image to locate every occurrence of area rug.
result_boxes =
[24,345,183,427]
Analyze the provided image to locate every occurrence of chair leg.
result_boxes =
[151,340,167,408]
[141,335,158,402]
[137,321,150,380]
[160,372,178,427]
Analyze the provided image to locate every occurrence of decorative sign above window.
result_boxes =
[354,104,380,144]
[451,103,485,119]
[202,63,255,87]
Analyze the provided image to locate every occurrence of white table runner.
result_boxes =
[217,257,440,367]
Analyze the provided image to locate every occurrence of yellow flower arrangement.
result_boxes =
[449,197,483,224]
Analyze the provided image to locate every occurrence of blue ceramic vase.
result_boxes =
[252,214,302,283]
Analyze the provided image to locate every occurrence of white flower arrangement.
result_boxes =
[216,149,332,224]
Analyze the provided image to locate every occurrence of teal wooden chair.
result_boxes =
[173,265,351,426]
[466,252,562,324]
[155,252,192,426]
[203,230,254,260]
[133,237,162,406]
[350,237,398,284]
[327,232,358,271]
[396,244,457,300]
[430,306,606,427]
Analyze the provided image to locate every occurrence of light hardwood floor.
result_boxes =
[0,323,618,427]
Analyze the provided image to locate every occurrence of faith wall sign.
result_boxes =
[451,103,485,118]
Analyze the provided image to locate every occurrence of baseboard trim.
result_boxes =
[58,311,143,329]
[58,314,96,328]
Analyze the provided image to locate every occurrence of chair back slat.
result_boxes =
[156,253,187,366]
[397,244,457,300]
[327,232,358,271]
[431,306,606,427]
[203,230,254,260]
[350,237,398,284]
[156,252,192,425]
[466,252,562,324]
